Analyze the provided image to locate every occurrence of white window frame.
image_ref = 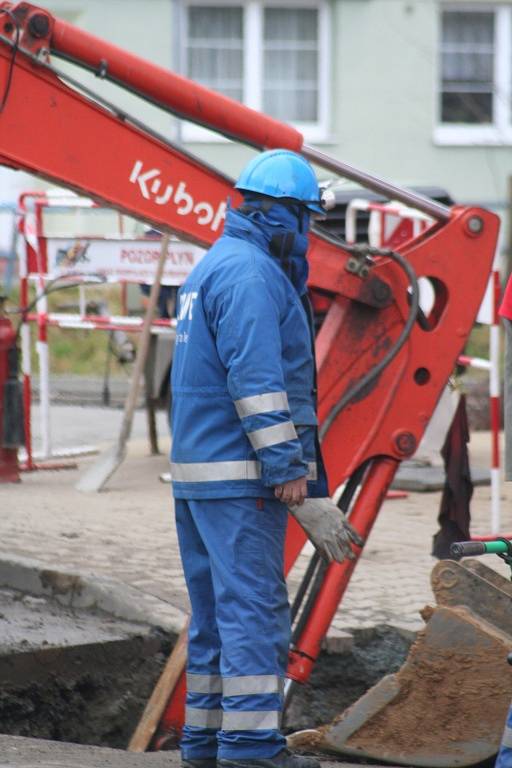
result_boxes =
[434,3,512,146]
[181,0,331,143]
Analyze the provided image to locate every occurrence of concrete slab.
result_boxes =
[0,553,187,634]
[0,735,393,768]
[0,586,152,653]
[392,461,490,492]
[0,735,176,768]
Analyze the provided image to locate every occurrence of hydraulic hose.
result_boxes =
[290,551,320,624]
[290,557,328,647]
[289,461,369,649]
[314,231,420,442]
[284,460,369,715]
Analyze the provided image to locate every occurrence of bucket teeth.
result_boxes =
[462,558,512,597]
[431,559,512,636]
[296,560,512,768]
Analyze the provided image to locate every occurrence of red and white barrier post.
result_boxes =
[18,236,33,470]
[17,190,201,468]
[461,266,502,532]
[490,269,501,532]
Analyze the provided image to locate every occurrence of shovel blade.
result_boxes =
[75,444,125,493]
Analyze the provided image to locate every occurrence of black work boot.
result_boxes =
[183,759,218,768]
[219,748,320,768]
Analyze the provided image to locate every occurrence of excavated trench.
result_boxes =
[0,586,413,749]
[0,587,174,748]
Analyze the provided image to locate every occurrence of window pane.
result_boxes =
[263,8,319,122]
[441,92,493,123]
[442,51,493,82]
[189,48,243,83]
[187,6,244,101]
[443,11,494,45]
[264,88,317,122]
[188,6,243,39]
[440,10,494,124]
[265,49,318,82]
[264,7,317,43]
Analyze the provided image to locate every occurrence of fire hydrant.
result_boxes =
[0,295,21,482]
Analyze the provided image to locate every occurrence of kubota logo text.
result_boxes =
[129,160,226,232]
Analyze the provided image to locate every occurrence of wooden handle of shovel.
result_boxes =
[117,233,171,449]
[128,618,189,752]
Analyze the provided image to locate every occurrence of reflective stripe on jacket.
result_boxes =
[170,206,328,499]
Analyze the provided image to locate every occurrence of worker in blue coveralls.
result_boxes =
[496,701,512,767]
[170,149,362,768]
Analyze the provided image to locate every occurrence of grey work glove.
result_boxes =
[289,497,364,564]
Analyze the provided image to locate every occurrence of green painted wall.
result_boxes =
[329,0,510,215]
[46,0,175,136]
[180,0,511,223]
[8,0,512,225]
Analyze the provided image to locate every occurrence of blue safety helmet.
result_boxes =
[235,149,323,213]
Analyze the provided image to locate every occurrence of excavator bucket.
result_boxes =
[289,559,512,767]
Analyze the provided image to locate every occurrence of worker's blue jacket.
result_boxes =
[170,201,328,500]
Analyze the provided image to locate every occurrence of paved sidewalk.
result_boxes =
[0,735,387,768]
[1,405,511,638]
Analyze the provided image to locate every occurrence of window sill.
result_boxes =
[433,125,512,146]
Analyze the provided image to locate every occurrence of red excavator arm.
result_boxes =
[0,1,500,748]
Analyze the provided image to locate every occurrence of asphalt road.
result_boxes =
[27,402,169,455]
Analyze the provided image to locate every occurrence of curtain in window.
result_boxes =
[263,8,319,122]
[187,6,244,102]
[441,11,494,124]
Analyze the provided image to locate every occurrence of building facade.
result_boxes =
[3,0,511,238]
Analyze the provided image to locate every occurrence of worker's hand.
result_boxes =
[274,476,308,506]
[288,497,365,563]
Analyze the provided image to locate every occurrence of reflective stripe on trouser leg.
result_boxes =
[187,673,223,694]
[185,706,223,729]
[175,499,222,760]
[223,710,281,730]
[187,497,290,760]
[223,675,283,697]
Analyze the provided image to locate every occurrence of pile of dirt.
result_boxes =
[284,625,413,731]
[341,606,511,761]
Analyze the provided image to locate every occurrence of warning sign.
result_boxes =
[45,238,205,285]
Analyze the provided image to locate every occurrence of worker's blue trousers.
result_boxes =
[496,703,512,767]
[175,497,290,760]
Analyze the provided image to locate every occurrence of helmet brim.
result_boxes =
[306,201,325,214]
